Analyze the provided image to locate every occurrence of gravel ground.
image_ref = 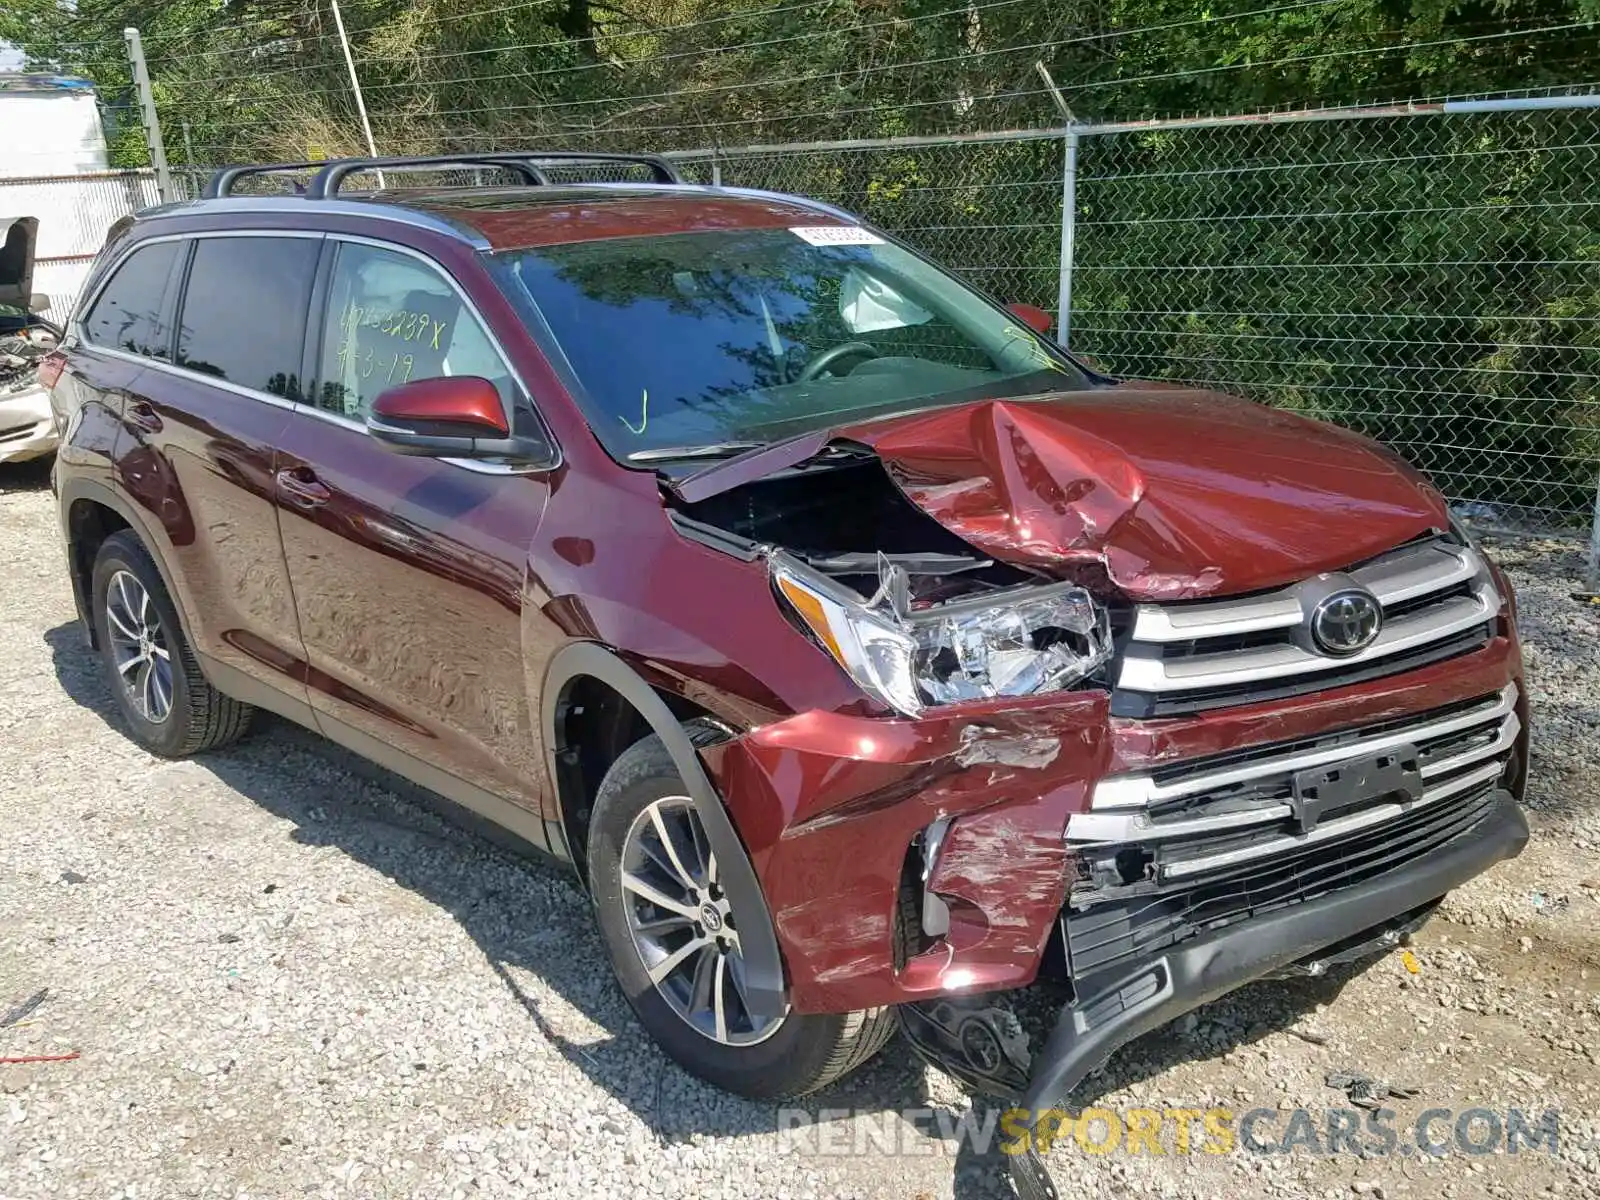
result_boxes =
[1,455,1597,1200]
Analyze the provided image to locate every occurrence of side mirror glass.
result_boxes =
[28,293,51,314]
[1006,302,1053,336]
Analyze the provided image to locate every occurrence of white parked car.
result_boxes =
[1,325,59,465]
[1,215,59,465]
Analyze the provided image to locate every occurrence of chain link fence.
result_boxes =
[35,88,1600,547]
[1072,104,1600,537]
[671,101,1599,541]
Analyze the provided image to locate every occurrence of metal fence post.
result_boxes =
[1589,477,1600,588]
[122,27,173,203]
[1055,123,1078,349]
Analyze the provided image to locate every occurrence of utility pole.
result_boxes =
[123,27,173,203]
[329,0,383,184]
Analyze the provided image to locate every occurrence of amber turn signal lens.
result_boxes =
[776,575,844,661]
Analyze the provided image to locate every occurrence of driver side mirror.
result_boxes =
[1006,302,1053,336]
[368,376,544,460]
[28,293,51,314]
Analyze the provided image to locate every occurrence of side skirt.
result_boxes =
[196,652,568,867]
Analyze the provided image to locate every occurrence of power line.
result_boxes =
[413,0,1353,118]
[382,82,1053,145]
[354,0,859,65]
[418,22,1598,145]
[145,57,339,85]
[360,0,1335,94]
[136,2,344,45]
[146,0,967,83]
[154,87,357,113]
[1048,18,1600,98]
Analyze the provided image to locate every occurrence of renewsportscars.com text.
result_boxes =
[777,1105,1561,1158]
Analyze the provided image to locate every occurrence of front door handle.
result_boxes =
[125,401,163,434]
[276,466,332,509]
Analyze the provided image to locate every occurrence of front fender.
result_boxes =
[538,641,788,1018]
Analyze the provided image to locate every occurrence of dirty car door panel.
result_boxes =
[276,238,551,834]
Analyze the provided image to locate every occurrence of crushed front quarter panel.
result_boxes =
[699,689,1110,1013]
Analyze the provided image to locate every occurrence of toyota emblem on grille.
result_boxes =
[1310,588,1383,657]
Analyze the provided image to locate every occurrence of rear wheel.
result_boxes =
[91,531,253,757]
[588,724,895,1098]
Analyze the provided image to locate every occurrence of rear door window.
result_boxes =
[82,241,183,360]
[314,241,513,420]
[175,236,320,398]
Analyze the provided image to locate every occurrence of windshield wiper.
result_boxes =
[627,441,766,463]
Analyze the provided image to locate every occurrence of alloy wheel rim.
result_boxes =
[105,570,174,724]
[619,794,785,1046]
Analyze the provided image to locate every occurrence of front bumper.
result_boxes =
[992,790,1526,1200]
[1022,788,1525,1113]
[700,632,1523,1015]
[0,383,57,464]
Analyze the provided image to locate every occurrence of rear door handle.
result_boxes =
[125,401,163,434]
[276,466,332,509]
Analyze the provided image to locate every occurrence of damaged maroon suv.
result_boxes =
[48,153,1527,1192]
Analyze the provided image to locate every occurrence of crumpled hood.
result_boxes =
[837,386,1450,601]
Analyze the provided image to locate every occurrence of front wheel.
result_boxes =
[588,724,895,1098]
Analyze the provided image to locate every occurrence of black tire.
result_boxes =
[91,530,253,757]
[588,722,896,1099]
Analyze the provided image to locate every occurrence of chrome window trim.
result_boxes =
[93,346,301,412]
[1089,683,1518,811]
[76,229,326,361]
[77,228,560,478]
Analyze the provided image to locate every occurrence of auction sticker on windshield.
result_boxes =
[790,226,885,246]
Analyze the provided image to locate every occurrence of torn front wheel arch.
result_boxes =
[540,641,788,1018]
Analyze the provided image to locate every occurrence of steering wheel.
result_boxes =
[798,341,880,382]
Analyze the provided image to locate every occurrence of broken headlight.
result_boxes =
[771,550,1113,717]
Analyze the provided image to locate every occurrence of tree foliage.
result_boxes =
[6,0,1597,161]
[4,0,1597,523]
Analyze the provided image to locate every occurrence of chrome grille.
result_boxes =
[1062,684,1520,979]
[1113,536,1501,717]
[1068,682,1518,876]
[1063,785,1501,981]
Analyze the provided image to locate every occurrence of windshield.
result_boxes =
[494,225,1085,459]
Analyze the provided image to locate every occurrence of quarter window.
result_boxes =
[175,237,319,398]
[315,241,513,420]
[82,241,182,360]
